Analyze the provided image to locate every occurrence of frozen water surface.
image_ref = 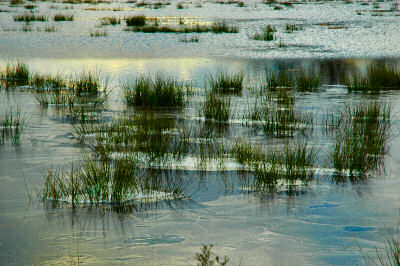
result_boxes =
[1,0,400,265]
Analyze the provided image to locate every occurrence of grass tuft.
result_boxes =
[251,25,275,41]
[331,100,391,178]
[126,15,146,26]
[0,63,29,88]
[123,74,186,107]
[345,65,400,91]
[201,91,230,123]
[208,70,244,94]
[53,13,74,21]
[13,13,48,22]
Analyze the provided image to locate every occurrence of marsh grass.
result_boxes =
[265,70,294,91]
[13,13,48,22]
[31,71,108,107]
[295,71,320,92]
[195,245,229,266]
[125,15,146,26]
[9,0,24,6]
[179,35,199,42]
[331,100,391,178]
[285,23,303,33]
[123,74,186,108]
[100,16,120,25]
[53,13,74,21]
[0,63,29,88]
[90,30,108,37]
[1,107,27,145]
[251,25,275,41]
[208,71,244,94]
[125,21,238,34]
[24,4,36,9]
[345,65,400,91]
[252,141,317,192]
[232,139,265,167]
[375,225,400,266]
[90,113,191,165]
[41,154,188,206]
[201,91,230,123]
[265,69,320,92]
[44,26,57,32]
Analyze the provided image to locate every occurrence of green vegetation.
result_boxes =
[195,245,229,266]
[345,65,400,91]
[201,91,230,123]
[285,23,303,33]
[176,2,184,9]
[0,63,29,88]
[208,71,244,94]
[251,25,276,41]
[123,74,186,107]
[24,4,36,9]
[90,30,108,37]
[13,13,48,22]
[125,21,238,34]
[41,154,188,206]
[331,100,391,178]
[100,16,120,25]
[179,35,199,42]
[295,71,320,92]
[265,69,320,92]
[375,225,400,266]
[252,141,317,192]
[0,107,27,145]
[53,13,74,21]
[125,15,146,26]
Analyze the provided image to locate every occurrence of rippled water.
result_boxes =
[1,0,400,265]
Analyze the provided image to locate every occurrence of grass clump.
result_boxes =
[0,63,29,88]
[24,4,36,9]
[295,71,320,92]
[345,65,400,91]
[125,22,238,34]
[90,30,108,37]
[265,70,294,91]
[9,0,24,6]
[331,100,391,178]
[251,25,275,41]
[1,107,27,145]
[123,74,186,108]
[232,140,265,167]
[100,16,120,25]
[125,15,146,26]
[70,71,105,95]
[252,141,317,192]
[30,73,67,90]
[53,13,74,21]
[201,91,230,123]
[13,13,48,22]
[195,245,229,266]
[41,154,188,206]
[208,71,244,94]
[285,23,303,33]
[179,35,199,42]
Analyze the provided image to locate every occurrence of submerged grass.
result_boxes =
[345,65,400,91]
[13,13,48,22]
[331,100,391,178]
[265,69,320,92]
[0,107,27,145]
[0,63,29,88]
[201,91,230,123]
[53,13,74,21]
[123,74,186,108]
[208,71,244,94]
[41,154,188,206]
[100,16,120,25]
[125,15,146,26]
[252,141,317,192]
[125,21,238,34]
[251,25,275,41]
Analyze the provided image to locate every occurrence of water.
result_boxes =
[1,0,400,265]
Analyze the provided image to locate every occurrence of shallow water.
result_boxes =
[1,0,400,265]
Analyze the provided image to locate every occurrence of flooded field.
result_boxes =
[1,0,400,265]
